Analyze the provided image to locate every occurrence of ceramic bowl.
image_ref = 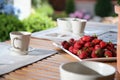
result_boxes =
[60,61,116,80]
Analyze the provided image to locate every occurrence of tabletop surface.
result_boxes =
[0,37,120,80]
[32,22,118,44]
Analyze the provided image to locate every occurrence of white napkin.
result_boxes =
[0,43,57,75]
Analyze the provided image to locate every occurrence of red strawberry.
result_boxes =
[69,46,74,53]
[91,49,104,58]
[72,48,79,55]
[61,40,67,46]
[84,42,93,47]
[62,42,70,50]
[82,35,92,42]
[107,42,115,48]
[112,50,117,57]
[97,48,104,57]
[106,45,113,51]
[106,42,116,56]
[100,41,107,48]
[110,48,116,57]
[89,47,94,51]
[91,51,98,58]
[69,38,75,45]
[94,45,101,50]
[78,51,88,59]
[104,50,113,57]
[74,41,82,49]
[85,47,93,57]
[61,35,116,59]
[92,39,101,45]
[112,51,116,57]
[91,34,98,39]
[78,39,85,45]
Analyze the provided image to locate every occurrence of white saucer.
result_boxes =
[9,47,35,55]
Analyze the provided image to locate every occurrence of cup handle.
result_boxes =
[13,37,21,49]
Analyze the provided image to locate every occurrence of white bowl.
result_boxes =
[60,61,116,80]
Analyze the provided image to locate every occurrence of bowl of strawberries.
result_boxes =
[53,35,116,61]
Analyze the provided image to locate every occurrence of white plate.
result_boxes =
[53,41,116,61]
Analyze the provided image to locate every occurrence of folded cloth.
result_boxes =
[0,43,57,75]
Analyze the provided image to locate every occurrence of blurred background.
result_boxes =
[0,0,118,42]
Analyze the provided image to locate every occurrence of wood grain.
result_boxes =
[1,37,120,80]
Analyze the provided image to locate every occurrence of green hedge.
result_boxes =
[22,13,55,32]
[117,0,120,5]
[95,0,112,17]
[0,14,25,42]
[0,13,55,42]
[0,1,56,42]
[65,0,75,15]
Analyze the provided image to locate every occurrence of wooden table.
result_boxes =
[0,37,120,80]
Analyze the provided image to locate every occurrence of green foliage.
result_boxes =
[0,13,55,42]
[32,0,48,8]
[65,0,75,15]
[52,11,67,20]
[117,0,120,5]
[0,14,24,42]
[22,13,56,32]
[95,0,113,17]
[35,2,54,16]
[0,0,56,42]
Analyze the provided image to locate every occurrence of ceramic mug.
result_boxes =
[60,61,115,80]
[10,31,31,55]
[57,18,74,34]
[71,19,87,37]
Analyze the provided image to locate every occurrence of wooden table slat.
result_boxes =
[1,37,120,80]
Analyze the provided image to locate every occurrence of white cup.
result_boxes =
[57,18,74,34]
[71,19,87,37]
[10,31,31,55]
[60,61,115,80]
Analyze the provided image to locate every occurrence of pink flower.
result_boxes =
[69,13,76,18]
[69,10,92,20]
[77,12,84,18]
[83,14,91,20]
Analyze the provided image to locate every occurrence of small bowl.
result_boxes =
[60,61,116,80]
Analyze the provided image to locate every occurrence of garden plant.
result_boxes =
[0,0,56,42]
[95,0,113,17]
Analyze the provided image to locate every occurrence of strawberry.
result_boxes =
[61,40,67,46]
[91,51,98,58]
[74,41,82,49]
[62,42,70,50]
[72,48,79,55]
[84,42,93,47]
[106,45,112,51]
[100,41,107,48]
[61,35,116,59]
[69,46,74,53]
[104,50,113,57]
[89,47,94,51]
[91,34,98,39]
[85,47,93,57]
[107,42,115,48]
[78,39,85,45]
[78,51,88,59]
[82,35,92,42]
[97,48,104,57]
[112,51,117,57]
[92,39,101,45]
[111,48,116,57]
[69,38,75,45]
[91,49,104,58]
[94,45,101,50]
